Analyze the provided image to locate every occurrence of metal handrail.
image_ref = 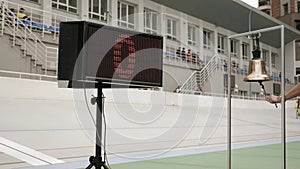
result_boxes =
[178,55,221,94]
[5,1,76,38]
[0,5,58,75]
[0,70,56,81]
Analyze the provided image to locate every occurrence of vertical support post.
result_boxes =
[227,38,232,169]
[96,85,103,169]
[1,4,4,36]
[280,25,286,169]
[24,27,27,57]
[34,39,37,66]
[45,47,48,75]
[227,25,286,169]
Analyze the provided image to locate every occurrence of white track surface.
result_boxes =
[0,77,299,169]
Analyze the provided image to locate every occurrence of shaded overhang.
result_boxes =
[151,0,300,48]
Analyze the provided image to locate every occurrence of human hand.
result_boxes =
[265,95,281,104]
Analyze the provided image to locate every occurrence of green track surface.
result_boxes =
[109,141,300,169]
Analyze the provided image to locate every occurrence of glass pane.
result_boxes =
[172,20,176,36]
[145,12,151,28]
[69,0,77,7]
[58,4,67,11]
[128,5,134,24]
[117,2,120,19]
[52,3,57,8]
[59,0,66,3]
[69,7,77,13]
[92,0,99,13]
[167,19,171,34]
[188,26,191,39]
[89,0,92,12]
[121,4,127,21]
[152,13,157,30]
[192,27,196,41]
[101,0,107,15]
[128,5,134,15]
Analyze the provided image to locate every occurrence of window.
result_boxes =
[271,52,277,67]
[166,16,178,41]
[295,20,300,31]
[118,1,135,29]
[262,49,269,62]
[52,0,77,13]
[259,0,270,6]
[242,43,250,60]
[218,34,226,54]
[283,3,288,15]
[144,9,158,34]
[298,1,300,12]
[230,39,238,57]
[203,29,213,49]
[89,0,107,21]
[188,24,196,46]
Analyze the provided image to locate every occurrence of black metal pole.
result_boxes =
[86,83,109,169]
[95,84,103,169]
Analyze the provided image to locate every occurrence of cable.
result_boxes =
[102,92,112,169]
[83,86,97,128]
[82,83,111,168]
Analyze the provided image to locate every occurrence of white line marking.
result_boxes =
[0,137,64,165]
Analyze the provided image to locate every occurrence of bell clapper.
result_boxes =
[259,81,278,108]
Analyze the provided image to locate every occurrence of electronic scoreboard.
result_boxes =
[58,21,163,88]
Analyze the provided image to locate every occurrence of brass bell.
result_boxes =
[244,59,270,82]
[244,34,271,82]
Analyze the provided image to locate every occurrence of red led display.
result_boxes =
[85,23,163,87]
[113,34,136,79]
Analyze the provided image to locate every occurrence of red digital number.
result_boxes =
[113,34,136,79]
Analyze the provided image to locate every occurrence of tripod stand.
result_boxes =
[86,84,109,169]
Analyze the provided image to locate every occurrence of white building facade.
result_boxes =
[2,0,298,97]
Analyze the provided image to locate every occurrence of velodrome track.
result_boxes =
[0,77,300,169]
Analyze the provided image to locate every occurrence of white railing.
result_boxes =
[0,70,56,81]
[164,43,205,69]
[5,1,76,39]
[178,55,221,94]
[177,90,266,101]
[0,6,58,75]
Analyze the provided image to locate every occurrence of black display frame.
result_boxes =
[58,21,163,88]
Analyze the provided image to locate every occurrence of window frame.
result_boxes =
[262,49,269,62]
[144,8,158,34]
[118,1,136,29]
[242,42,250,60]
[52,0,78,13]
[218,34,226,54]
[203,29,213,50]
[165,16,178,41]
[230,39,238,57]
[187,23,197,46]
[271,52,277,67]
[89,0,108,21]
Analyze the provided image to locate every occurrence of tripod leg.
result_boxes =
[102,163,110,169]
[86,163,94,169]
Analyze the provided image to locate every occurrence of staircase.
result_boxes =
[177,55,221,94]
[0,5,58,78]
